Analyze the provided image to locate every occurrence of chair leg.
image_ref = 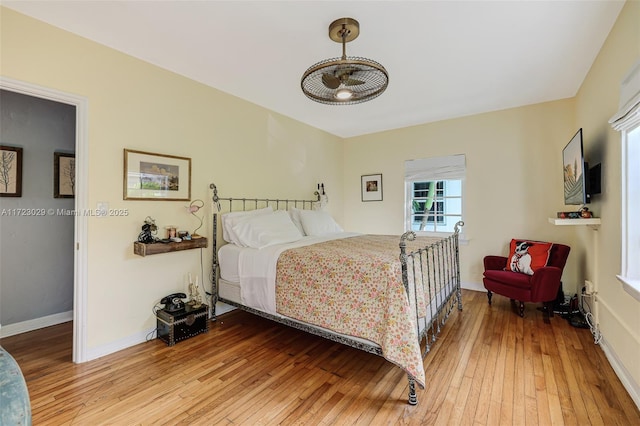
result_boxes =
[487,291,493,305]
[519,301,525,317]
[544,302,554,318]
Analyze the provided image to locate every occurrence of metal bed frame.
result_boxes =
[208,183,463,405]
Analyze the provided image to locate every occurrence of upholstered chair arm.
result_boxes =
[530,266,563,302]
[484,255,508,271]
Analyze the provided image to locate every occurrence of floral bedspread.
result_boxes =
[275,234,441,388]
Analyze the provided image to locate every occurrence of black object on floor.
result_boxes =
[569,312,590,329]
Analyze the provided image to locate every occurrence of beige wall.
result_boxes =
[574,0,640,396]
[0,7,343,349]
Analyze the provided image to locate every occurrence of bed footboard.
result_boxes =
[400,221,464,405]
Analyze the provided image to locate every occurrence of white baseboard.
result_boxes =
[461,281,484,292]
[0,311,73,339]
[85,327,158,362]
[599,335,640,410]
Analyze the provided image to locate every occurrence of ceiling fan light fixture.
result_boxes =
[301,18,389,105]
[335,88,354,100]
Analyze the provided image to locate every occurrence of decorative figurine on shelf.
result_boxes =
[185,199,204,238]
[187,273,202,308]
[137,216,158,243]
[193,279,202,308]
[187,273,195,306]
[581,207,593,218]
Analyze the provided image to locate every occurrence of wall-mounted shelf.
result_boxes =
[133,237,208,257]
[548,218,601,226]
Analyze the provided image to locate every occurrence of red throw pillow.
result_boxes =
[505,239,552,275]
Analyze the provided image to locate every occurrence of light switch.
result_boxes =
[96,202,108,217]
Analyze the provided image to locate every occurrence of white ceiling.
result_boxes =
[3,1,625,138]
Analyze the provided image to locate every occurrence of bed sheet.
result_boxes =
[218,243,243,283]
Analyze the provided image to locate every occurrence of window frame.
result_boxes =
[610,60,640,302]
[615,116,640,301]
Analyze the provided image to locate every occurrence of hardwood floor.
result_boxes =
[2,290,638,425]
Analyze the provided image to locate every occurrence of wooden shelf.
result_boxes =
[134,237,208,256]
[548,218,601,226]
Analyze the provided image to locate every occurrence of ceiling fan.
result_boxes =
[301,18,389,105]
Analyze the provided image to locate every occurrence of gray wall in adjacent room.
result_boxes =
[0,89,75,326]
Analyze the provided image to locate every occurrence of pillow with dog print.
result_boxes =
[505,239,552,275]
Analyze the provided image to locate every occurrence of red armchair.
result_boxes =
[483,242,570,317]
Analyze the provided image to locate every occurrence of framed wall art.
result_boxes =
[124,149,191,201]
[54,152,76,198]
[361,173,383,202]
[0,145,23,197]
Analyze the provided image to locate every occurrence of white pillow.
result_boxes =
[221,206,273,245]
[298,209,343,236]
[288,207,306,236]
[231,210,303,249]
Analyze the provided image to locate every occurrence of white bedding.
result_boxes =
[218,232,360,314]
[218,243,243,282]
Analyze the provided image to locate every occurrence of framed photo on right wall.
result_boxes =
[361,173,383,202]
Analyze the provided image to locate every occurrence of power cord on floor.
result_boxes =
[146,304,162,342]
[580,292,602,344]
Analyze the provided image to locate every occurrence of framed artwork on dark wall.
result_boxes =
[0,145,23,197]
[361,173,383,202]
[54,152,75,198]
[124,149,191,201]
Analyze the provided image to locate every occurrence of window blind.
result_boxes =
[610,59,640,130]
[404,154,466,182]
[609,94,640,130]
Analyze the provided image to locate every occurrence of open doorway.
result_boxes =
[0,77,88,363]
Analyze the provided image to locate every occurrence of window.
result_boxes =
[412,181,445,225]
[404,155,464,234]
[408,180,462,232]
[610,60,640,301]
[612,121,640,301]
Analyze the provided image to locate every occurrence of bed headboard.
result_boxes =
[210,183,320,213]
[208,183,320,318]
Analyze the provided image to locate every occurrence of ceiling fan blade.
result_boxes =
[322,73,340,89]
[344,78,365,86]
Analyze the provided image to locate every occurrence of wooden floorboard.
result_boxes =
[1,289,639,425]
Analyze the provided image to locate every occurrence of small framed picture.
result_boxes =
[124,149,191,201]
[361,173,383,202]
[54,152,76,198]
[0,145,23,197]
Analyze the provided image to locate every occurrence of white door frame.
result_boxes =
[1,76,89,363]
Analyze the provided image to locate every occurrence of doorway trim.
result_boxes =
[1,76,89,363]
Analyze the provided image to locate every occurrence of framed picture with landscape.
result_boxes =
[123,149,191,201]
